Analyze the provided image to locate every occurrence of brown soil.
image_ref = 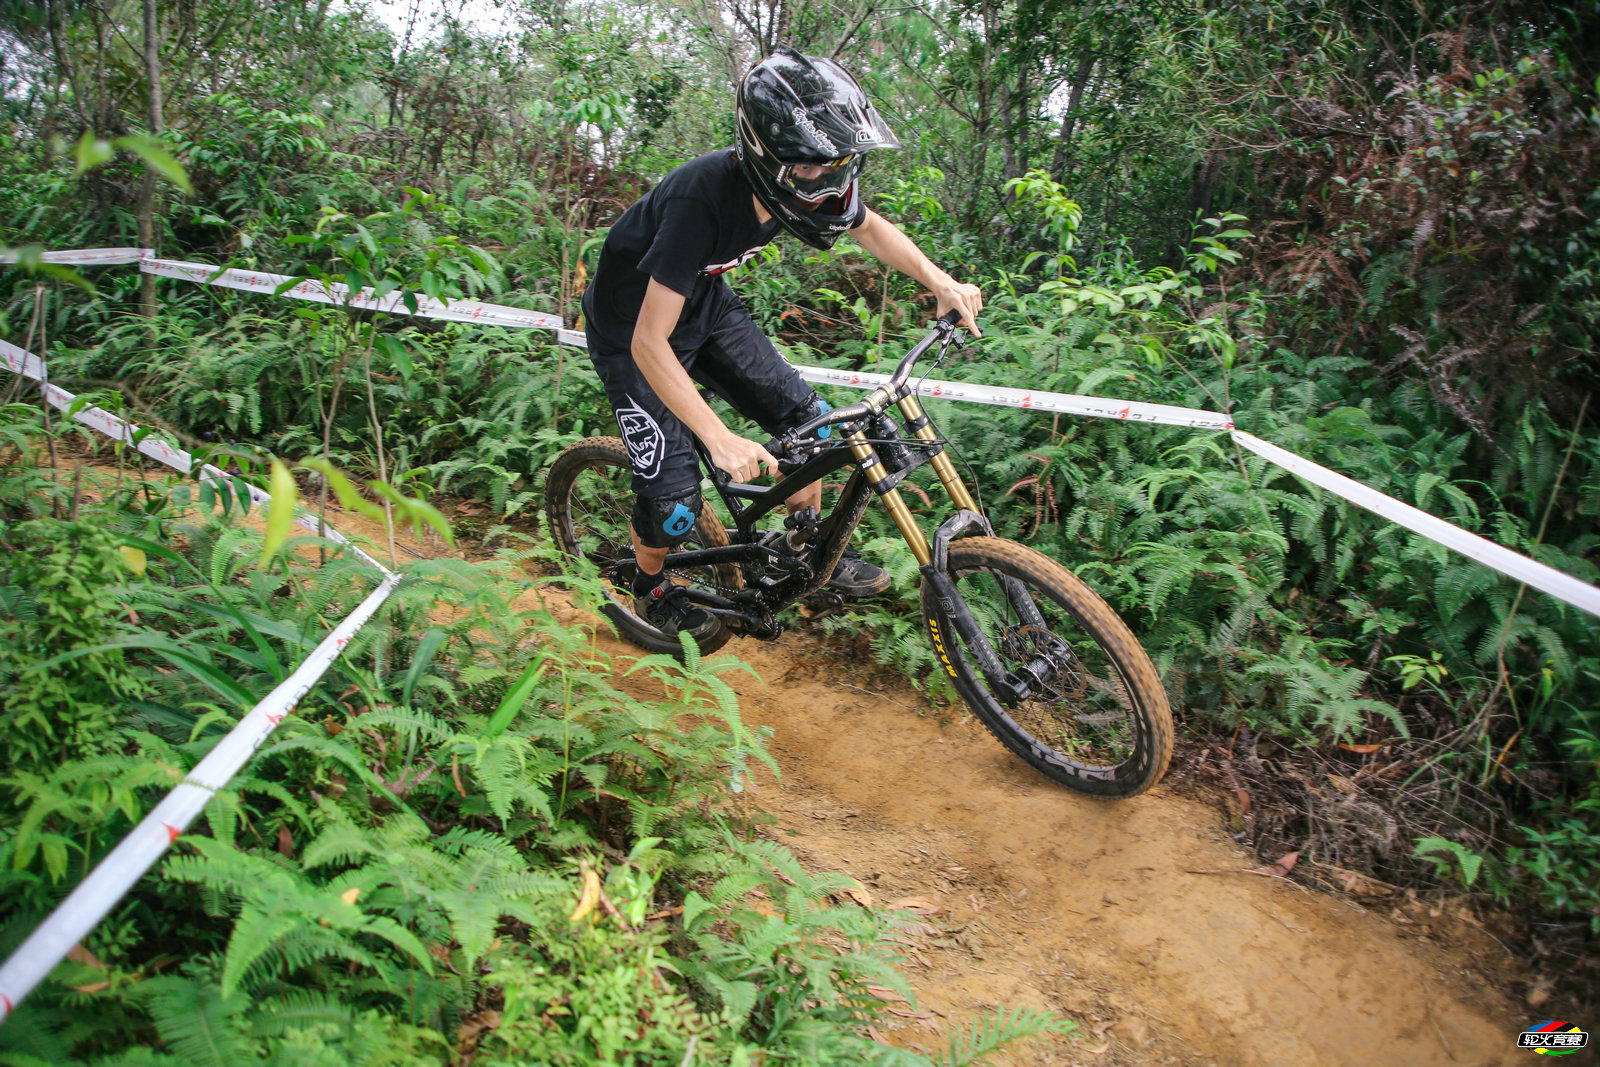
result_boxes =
[59,459,1533,1065]
[582,613,1529,1066]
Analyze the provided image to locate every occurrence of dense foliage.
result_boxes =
[0,444,1067,1063]
[2,0,1598,1048]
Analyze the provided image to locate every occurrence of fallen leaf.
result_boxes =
[866,985,911,1004]
[118,544,146,575]
[886,1006,936,1019]
[865,1026,891,1045]
[1092,1019,1117,1036]
[1338,742,1384,754]
[569,861,601,923]
[67,945,105,970]
[277,823,294,858]
[1326,773,1358,794]
[456,1009,502,1049]
[888,897,942,915]
[340,886,361,905]
[1083,1042,1111,1054]
[839,884,873,908]
[1253,851,1299,878]
[70,981,111,994]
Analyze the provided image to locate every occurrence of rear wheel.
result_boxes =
[545,437,739,657]
[920,537,1173,797]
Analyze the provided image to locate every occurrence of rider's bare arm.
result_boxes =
[850,208,983,337]
[632,278,779,484]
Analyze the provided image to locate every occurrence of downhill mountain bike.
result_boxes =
[544,312,1174,797]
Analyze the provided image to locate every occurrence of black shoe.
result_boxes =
[826,548,891,598]
[637,579,719,640]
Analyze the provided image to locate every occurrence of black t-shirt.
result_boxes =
[581,149,861,352]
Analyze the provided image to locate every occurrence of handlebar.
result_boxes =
[765,310,970,460]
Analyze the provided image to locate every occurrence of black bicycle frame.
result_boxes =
[650,311,1053,701]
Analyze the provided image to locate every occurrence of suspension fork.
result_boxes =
[894,391,1048,631]
[896,392,979,514]
[844,425,932,565]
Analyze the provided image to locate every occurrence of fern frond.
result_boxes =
[939,1006,1075,1067]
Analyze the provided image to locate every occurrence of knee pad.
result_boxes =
[632,488,704,549]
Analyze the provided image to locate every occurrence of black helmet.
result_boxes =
[736,46,901,249]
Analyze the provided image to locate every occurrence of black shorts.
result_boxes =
[588,297,816,500]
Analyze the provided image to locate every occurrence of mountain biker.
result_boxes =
[580,45,983,638]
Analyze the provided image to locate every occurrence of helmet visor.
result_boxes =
[779,155,865,204]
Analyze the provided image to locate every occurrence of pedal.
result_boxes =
[802,589,845,613]
[784,505,821,537]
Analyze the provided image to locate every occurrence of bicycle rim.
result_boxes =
[924,538,1172,797]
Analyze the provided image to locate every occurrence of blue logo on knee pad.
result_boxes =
[663,502,695,537]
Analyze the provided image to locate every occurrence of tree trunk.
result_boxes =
[1049,53,1095,184]
[138,0,164,323]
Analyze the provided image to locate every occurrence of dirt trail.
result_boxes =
[600,621,1526,1066]
[64,461,1526,1064]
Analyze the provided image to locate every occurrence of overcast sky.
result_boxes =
[364,0,522,44]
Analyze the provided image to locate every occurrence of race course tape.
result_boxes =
[1231,432,1600,618]
[0,341,391,575]
[1,245,1597,1018]
[11,248,1599,619]
[5,247,564,331]
[0,568,400,1022]
[0,336,398,1022]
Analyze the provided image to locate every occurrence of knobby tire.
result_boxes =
[921,537,1174,798]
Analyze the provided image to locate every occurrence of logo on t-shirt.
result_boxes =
[617,396,665,479]
[702,246,765,276]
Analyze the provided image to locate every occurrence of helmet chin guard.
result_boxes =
[736,46,900,249]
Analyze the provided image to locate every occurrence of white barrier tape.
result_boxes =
[1,341,392,575]
[798,364,1233,430]
[140,257,564,331]
[9,250,1600,619]
[0,569,402,1022]
[0,287,409,1023]
[521,330,1237,430]
[1231,431,1600,619]
[0,248,152,266]
[14,251,1228,428]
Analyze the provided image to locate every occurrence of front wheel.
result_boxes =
[544,437,738,657]
[921,538,1173,798]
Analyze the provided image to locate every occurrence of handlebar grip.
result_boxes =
[764,436,788,461]
[939,308,964,328]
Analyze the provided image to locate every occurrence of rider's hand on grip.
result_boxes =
[935,281,982,337]
[708,430,779,484]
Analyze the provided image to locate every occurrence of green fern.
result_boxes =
[938,1006,1077,1067]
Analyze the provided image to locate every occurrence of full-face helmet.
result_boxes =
[736,46,901,249]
